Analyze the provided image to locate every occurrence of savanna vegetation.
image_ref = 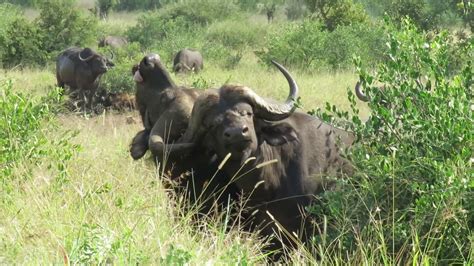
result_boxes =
[0,0,472,264]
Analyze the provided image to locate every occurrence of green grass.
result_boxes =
[0,111,264,264]
[4,5,470,263]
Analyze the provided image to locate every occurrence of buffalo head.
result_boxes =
[132,53,175,88]
[78,47,113,75]
[177,61,299,163]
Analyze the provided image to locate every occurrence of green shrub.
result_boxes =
[99,42,143,94]
[127,12,205,63]
[36,1,98,54]
[0,17,46,68]
[206,19,267,50]
[285,0,308,20]
[0,80,79,188]
[305,0,368,31]
[0,3,23,63]
[115,0,168,10]
[257,19,385,71]
[0,1,98,67]
[0,3,22,34]
[158,0,240,26]
[323,22,386,69]
[311,19,473,263]
[0,0,38,6]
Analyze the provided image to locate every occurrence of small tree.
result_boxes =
[285,0,308,20]
[96,0,117,19]
[304,0,368,31]
[0,17,46,67]
[36,1,98,54]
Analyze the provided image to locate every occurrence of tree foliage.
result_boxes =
[304,0,368,31]
[36,1,98,54]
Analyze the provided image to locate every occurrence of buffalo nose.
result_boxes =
[224,126,249,140]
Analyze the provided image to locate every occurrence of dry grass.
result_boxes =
[0,111,265,264]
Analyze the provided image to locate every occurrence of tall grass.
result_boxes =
[0,56,370,263]
[0,111,265,264]
[1,2,471,263]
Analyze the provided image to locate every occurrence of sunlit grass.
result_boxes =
[0,111,265,264]
[0,54,371,263]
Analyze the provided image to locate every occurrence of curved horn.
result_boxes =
[78,49,95,61]
[220,60,299,121]
[148,135,196,158]
[355,81,369,102]
[108,49,115,61]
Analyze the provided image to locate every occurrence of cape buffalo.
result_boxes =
[129,54,238,211]
[56,47,114,110]
[98,36,128,49]
[129,53,200,163]
[174,61,355,254]
[173,48,203,73]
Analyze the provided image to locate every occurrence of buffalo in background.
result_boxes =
[98,36,128,49]
[175,61,355,255]
[173,48,203,73]
[56,47,114,111]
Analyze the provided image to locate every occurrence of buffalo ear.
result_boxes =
[260,122,298,146]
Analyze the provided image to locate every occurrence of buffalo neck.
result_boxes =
[147,69,176,91]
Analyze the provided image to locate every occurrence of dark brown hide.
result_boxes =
[173,48,204,73]
[56,47,113,110]
[130,53,199,163]
[98,36,128,49]
[179,62,354,254]
[129,54,239,214]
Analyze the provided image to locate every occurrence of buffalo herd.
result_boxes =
[55,41,363,259]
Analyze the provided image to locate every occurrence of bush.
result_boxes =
[285,0,308,20]
[206,19,267,50]
[98,42,143,94]
[0,80,79,189]
[127,14,193,49]
[127,12,205,63]
[311,19,473,263]
[0,3,23,64]
[0,0,37,6]
[257,19,385,71]
[158,0,240,26]
[115,0,167,10]
[0,17,47,68]
[0,1,98,67]
[36,1,98,54]
[304,0,368,31]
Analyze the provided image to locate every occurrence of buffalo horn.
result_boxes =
[355,81,369,102]
[149,135,196,158]
[221,60,299,121]
[78,49,95,61]
[108,49,115,60]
